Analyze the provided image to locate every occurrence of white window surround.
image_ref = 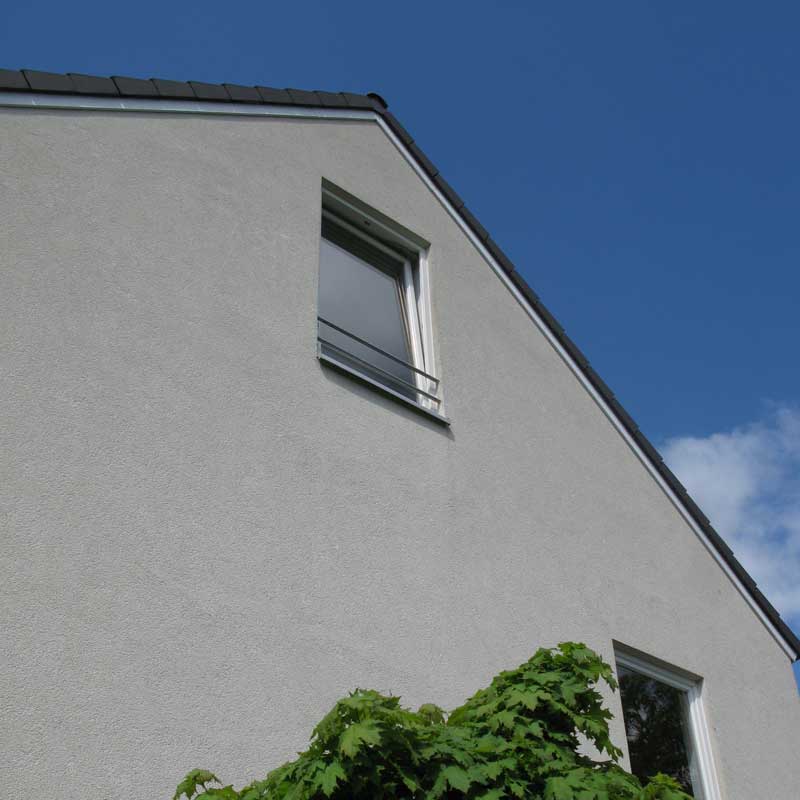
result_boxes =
[615,647,722,800]
[1,91,796,660]
[318,186,445,423]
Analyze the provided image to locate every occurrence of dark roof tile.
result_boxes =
[0,69,29,91]
[112,76,158,97]
[406,141,439,178]
[750,586,771,608]
[189,81,230,101]
[734,560,758,588]
[367,91,389,109]
[509,269,533,295]
[223,83,261,103]
[561,337,590,369]
[286,88,320,105]
[315,90,349,108]
[433,173,465,210]
[152,79,195,99]
[507,272,541,306]
[68,73,119,96]
[531,301,565,336]
[256,85,292,104]
[486,238,516,275]
[584,365,615,400]
[637,437,663,465]
[681,495,710,527]
[382,111,414,145]
[658,463,687,495]
[458,206,489,241]
[340,92,374,110]
[516,282,541,307]
[607,398,638,433]
[23,70,74,93]
[506,270,540,303]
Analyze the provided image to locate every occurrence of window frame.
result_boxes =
[317,186,446,423]
[614,647,722,800]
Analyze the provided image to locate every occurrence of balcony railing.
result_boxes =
[317,317,446,421]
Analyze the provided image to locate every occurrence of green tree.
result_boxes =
[174,643,692,800]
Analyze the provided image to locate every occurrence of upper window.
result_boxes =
[615,648,721,800]
[317,184,444,421]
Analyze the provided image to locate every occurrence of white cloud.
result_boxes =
[662,407,800,629]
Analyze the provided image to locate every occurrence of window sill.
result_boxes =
[318,351,450,426]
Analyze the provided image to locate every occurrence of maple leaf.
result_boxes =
[338,720,381,757]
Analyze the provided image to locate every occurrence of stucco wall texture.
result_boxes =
[1,107,798,798]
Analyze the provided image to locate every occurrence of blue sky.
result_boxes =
[3,2,798,681]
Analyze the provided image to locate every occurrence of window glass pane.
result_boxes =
[618,666,700,797]
[318,236,415,399]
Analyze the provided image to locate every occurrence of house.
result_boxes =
[1,69,798,800]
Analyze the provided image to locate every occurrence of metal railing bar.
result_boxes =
[318,350,450,425]
[318,338,442,404]
[317,317,439,384]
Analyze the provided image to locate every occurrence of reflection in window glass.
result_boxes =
[618,666,700,797]
[318,226,415,400]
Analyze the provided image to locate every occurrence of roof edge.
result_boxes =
[2,67,798,661]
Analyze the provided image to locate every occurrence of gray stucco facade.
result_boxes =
[2,101,798,798]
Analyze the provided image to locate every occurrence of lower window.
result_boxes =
[615,648,721,800]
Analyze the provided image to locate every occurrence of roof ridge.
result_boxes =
[1,66,798,660]
[0,68,382,110]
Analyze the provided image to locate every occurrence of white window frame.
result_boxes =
[615,648,722,800]
[318,186,445,422]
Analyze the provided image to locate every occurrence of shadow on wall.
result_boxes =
[318,360,456,441]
